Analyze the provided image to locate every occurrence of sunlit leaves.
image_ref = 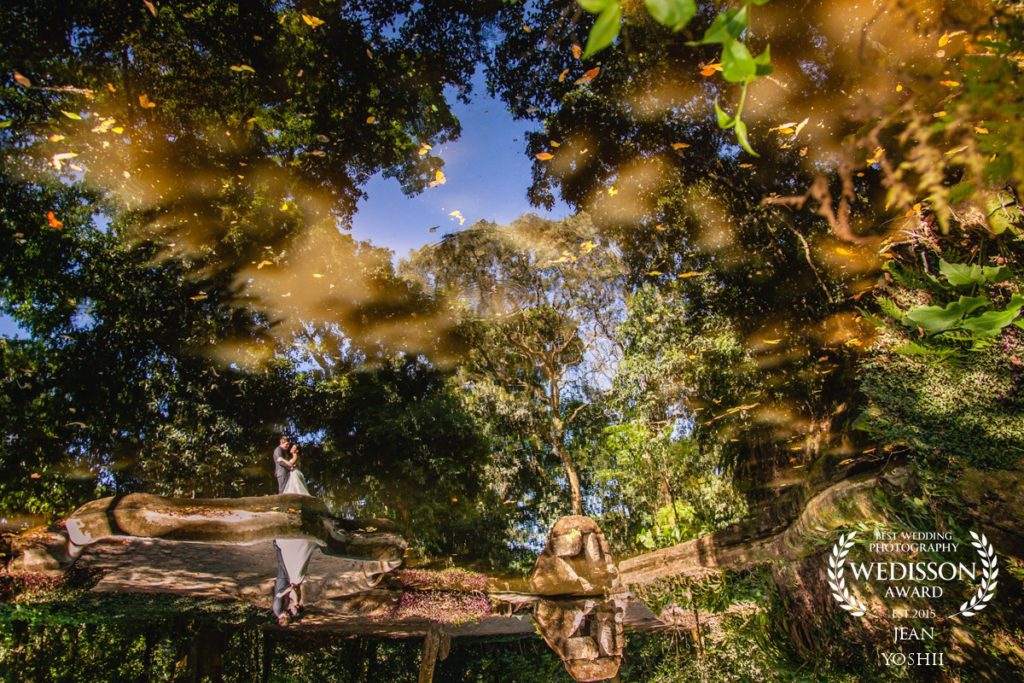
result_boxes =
[428,169,446,188]
[301,14,325,29]
[644,0,697,32]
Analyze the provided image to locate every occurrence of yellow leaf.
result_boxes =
[671,142,691,150]
[607,185,618,196]
[580,240,597,253]
[111,126,124,134]
[778,127,795,135]
[677,271,701,278]
[138,94,156,108]
[302,14,325,29]
[229,64,256,73]
[945,145,968,156]
[550,140,560,147]
[365,115,376,124]
[143,0,157,17]
[46,211,63,229]
[522,24,532,33]
[256,260,273,269]
[762,338,781,345]
[939,80,960,87]
[312,273,324,278]
[107,82,117,93]
[13,71,32,88]
[699,63,722,77]
[558,68,569,83]
[933,110,946,118]
[834,246,855,257]
[279,201,290,211]
[895,83,904,92]
[418,142,432,156]
[644,315,656,323]
[866,147,884,164]
[48,134,65,142]
[428,169,446,188]
[535,151,554,161]
[50,152,78,170]
[449,210,465,225]
[61,111,83,121]
[647,270,662,276]
[572,43,582,59]
[655,224,667,231]
[190,292,208,301]
[575,67,600,85]
[974,126,989,134]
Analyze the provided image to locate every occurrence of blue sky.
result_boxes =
[0,72,569,339]
[350,73,569,257]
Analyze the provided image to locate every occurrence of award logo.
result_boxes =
[827,528,999,668]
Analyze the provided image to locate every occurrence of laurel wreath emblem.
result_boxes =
[952,531,998,618]
[827,531,869,617]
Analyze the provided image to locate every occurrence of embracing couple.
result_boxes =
[273,435,310,496]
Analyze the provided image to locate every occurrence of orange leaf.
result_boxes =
[106,82,117,93]
[143,0,157,17]
[13,71,32,88]
[699,63,722,77]
[365,115,376,124]
[138,94,157,108]
[677,271,702,278]
[938,80,960,87]
[558,68,569,83]
[302,14,325,29]
[535,152,554,161]
[671,142,691,150]
[572,43,582,60]
[46,211,64,230]
[575,67,600,85]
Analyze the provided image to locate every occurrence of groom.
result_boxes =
[273,435,294,493]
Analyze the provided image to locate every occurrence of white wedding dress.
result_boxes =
[282,468,310,496]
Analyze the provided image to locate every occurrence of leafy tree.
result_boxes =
[404,214,626,515]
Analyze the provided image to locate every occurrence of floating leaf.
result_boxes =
[256,260,273,269]
[449,210,465,225]
[229,64,256,73]
[678,271,702,278]
[302,14,325,29]
[50,152,78,170]
[576,67,601,84]
[671,142,691,150]
[143,0,157,16]
[138,94,156,108]
[550,141,561,147]
[365,115,376,124]
[939,80,960,87]
[699,62,722,77]
[535,151,554,160]
[428,169,446,188]
[46,211,64,230]
[106,82,117,93]
[866,147,884,165]
[572,43,582,59]
[0,120,11,129]
[418,142,432,156]
[61,111,83,121]
[974,126,989,135]
[13,71,31,88]
[190,292,208,301]
[558,68,569,82]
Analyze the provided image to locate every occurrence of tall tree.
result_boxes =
[404,214,626,515]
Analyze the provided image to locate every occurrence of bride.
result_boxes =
[281,442,311,496]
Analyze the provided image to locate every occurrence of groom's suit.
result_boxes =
[273,446,290,493]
